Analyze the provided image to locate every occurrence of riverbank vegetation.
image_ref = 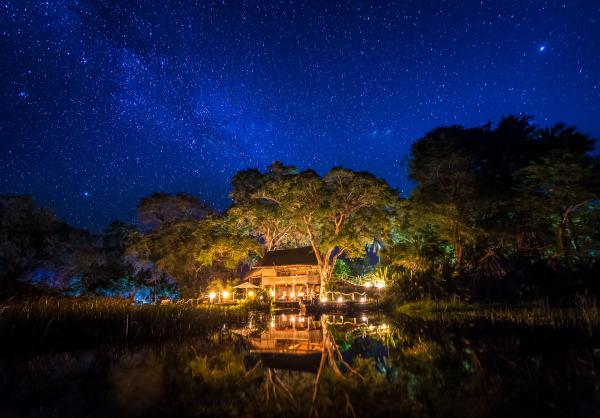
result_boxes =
[1,116,598,306]
[0,297,247,356]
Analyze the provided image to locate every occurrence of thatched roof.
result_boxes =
[233,282,260,289]
[257,246,318,267]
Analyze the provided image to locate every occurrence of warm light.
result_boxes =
[360,296,366,303]
[320,297,328,303]
[375,282,385,289]
[208,292,216,300]
[364,282,373,288]
[361,316,368,322]
[222,291,230,299]
[248,290,255,297]
[337,296,344,303]
[299,316,305,323]
[298,291,304,297]
[290,292,295,298]
[290,315,296,323]
[269,289,275,297]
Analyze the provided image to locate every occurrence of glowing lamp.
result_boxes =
[208,292,216,301]
[320,297,328,303]
[248,290,255,297]
[298,291,304,297]
[222,291,230,299]
[360,296,366,303]
[375,282,385,289]
[269,289,275,297]
[337,296,344,303]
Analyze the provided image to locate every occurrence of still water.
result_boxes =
[2,310,600,418]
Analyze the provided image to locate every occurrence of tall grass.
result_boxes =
[395,296,600,333]
[0,297,248,356]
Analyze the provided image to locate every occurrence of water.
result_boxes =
[2,310,599,418]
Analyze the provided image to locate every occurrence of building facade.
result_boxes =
[245,247,320,301]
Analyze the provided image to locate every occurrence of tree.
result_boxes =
[514,153,600,265]
[137,192,212,230]
[126,214,260,298]
[254,167,399,296]
[229,162,304,252]
[409,135,480,270]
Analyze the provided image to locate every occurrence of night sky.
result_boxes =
[1,1,599,231]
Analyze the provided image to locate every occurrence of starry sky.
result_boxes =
[1,1,599,231]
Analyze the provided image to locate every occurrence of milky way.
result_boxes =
[1,1,599,231]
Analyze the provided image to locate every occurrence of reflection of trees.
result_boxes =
[310,315,363,418]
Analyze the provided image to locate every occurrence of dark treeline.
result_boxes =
[1,116,599,303]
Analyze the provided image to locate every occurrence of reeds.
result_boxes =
[396,296,600,333]
[0,297,248,356]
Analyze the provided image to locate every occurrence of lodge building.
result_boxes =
[245,246,320,300]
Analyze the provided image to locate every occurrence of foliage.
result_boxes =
[514,152,600,265]
[0,297,247,356]
[405,116,599,287]
[229,162,306,252]
[137,192,212,230]
[252,166,400,295]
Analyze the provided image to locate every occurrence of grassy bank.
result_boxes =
[395,296,600,332]
[0,297,249,356]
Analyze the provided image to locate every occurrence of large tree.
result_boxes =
[407,116,599,276]
[229,162,304,252]
[253,167,399,296]
[137,192,212,230]
[514,153,600,265]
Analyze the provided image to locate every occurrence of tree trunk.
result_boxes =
[566,213,583,262]
[556,213,567,258]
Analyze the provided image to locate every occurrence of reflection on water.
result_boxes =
[237,313,393,372]
[2,310,600,418]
